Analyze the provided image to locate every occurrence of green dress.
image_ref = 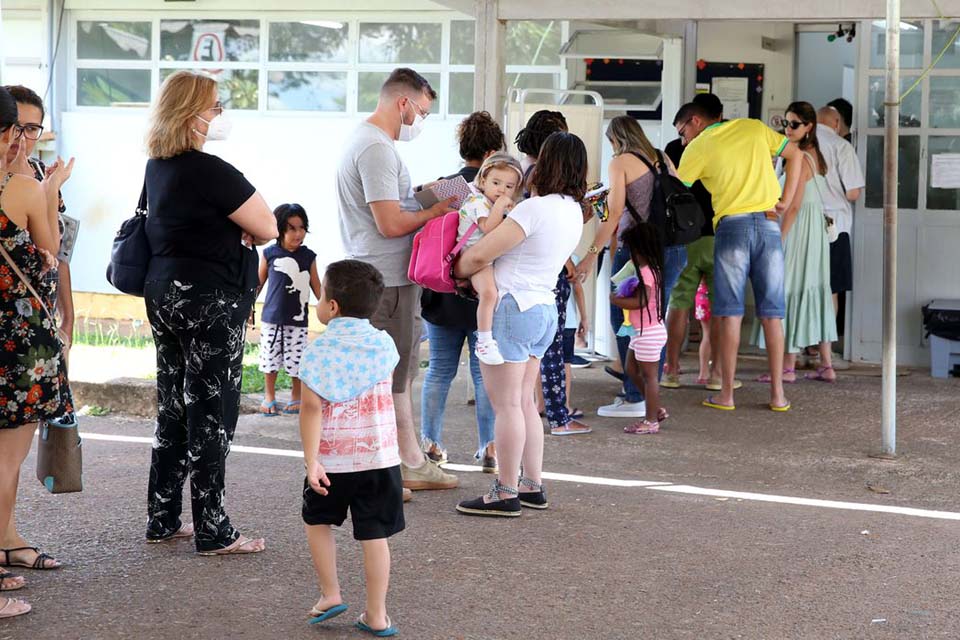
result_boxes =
[755,156,838,353]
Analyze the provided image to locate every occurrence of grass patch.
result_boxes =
[241,364,293,395]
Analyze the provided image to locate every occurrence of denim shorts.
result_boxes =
[713,212,785,318]
[492,294,558,363]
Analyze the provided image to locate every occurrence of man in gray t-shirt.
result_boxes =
[335,67,456,492]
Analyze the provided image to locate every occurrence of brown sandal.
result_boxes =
[0,571,24,592]
[146,523,194,544]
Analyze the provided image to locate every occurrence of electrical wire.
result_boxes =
[897,1,960,102]
[42,1,65,106]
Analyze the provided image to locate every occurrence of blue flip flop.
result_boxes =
[259,400,281,417]
[356,614,398,637]
[308,603,348,625]
[283,400,301,415]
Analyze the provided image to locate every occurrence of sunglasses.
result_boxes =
[784,119,807,130]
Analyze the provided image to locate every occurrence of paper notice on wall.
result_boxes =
[725,101,750,119]
[712,77,749,103]
[931,154,960,189]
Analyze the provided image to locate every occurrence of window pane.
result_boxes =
[870,21,924,69]
[449,72,474,114]
[161,19,260,63]
[160,69,259,110]
[932,20,960,68]
[506,72,560,92]
[78,69,151,106]
[358,23,441,64]
[268,71,346,111]
[450,21,475,65]
[865,135,920,209]
[507,21,562,66]
[931,77,960,129]
[928,136,960,210]
[358,71,439,112]
[868,75,921,128]
[78,21,151,60]
[269,21,348,63]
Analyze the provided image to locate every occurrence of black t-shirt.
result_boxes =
[145,150,258,291]
[665,138,715,238]
[420,164,481,330]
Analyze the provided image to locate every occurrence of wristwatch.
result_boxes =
[587,244,600,255]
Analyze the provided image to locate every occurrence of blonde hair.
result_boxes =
[606,115,658,164]
[146,71,218,159]
[474,152,523,195]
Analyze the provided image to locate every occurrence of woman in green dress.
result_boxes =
[756,102,838,382]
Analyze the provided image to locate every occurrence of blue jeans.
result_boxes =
[713,213,785,318]
[610,243,687,401]
[420,321,495,460]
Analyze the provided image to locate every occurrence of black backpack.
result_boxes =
[627,150,704,246]
[106,180,151,296]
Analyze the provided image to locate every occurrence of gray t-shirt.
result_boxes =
[336,122,420,287]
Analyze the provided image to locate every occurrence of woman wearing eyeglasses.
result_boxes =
[0,86,73,620]
[752,102,837,382]
[141,71,276,556]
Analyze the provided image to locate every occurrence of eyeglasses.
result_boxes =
[206,101,224,116]
[676,120,692,139]
[407,98,430,119]
[784,119,806,130]
[13,123,44,141]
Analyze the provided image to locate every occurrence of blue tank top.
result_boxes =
[261,244,317,327]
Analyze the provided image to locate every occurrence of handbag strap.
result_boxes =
[802,152,828,210]
[137,178,147,215]
[0,241,56,327]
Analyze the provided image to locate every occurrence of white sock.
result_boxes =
[477,331,493,343]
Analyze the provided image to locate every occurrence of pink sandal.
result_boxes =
[624,419,660,435]
[755,368,796,383]
[804,365,836,383]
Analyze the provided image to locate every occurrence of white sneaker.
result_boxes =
[475,339,505,365]
[597,397,646,418]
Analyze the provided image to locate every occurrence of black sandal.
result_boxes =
[0,571,24,591]
[0,547,61,570]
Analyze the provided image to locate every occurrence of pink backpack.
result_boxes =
[408,211,478,293]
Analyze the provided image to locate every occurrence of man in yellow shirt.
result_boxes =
[676,103,803,412]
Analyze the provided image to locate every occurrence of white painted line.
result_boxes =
[79,431,960,522]
[444,463,672,487]
[648,485,960,521]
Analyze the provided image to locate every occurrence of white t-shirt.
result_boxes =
[817,124,865,236]
[494,193,583,312]
[458,189,490,248]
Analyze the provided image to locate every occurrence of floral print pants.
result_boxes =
[144,280,254,551]
[540,271,571,429]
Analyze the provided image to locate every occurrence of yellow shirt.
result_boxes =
[676,119,788,227]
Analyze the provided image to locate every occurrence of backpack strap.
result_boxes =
[623,151,661,223]
[449,223,479,258]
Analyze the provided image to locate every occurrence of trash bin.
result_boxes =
[922,299,960,378]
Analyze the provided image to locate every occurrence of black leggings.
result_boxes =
[144,280,254,551]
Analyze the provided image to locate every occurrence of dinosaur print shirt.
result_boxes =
[261,244,316,327]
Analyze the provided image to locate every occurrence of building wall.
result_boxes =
[1,9,45,89]
[696,21,795,125]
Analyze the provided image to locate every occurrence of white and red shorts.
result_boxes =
[628,323,667,363]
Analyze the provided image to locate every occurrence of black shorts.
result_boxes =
[302,465,405,541]
[562,328,576,364]
[830,232,853,294]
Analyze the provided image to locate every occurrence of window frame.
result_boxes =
[68,10,569,118]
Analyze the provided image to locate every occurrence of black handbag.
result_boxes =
[106,180,150,296]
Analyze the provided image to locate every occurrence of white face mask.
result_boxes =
[194,112,233,142]
[398,101,425,142]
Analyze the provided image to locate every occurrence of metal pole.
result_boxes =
[880,1,900,456]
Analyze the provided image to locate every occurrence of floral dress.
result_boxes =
[0,173,69,428]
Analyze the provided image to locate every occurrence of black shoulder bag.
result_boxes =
[106,179,151,296]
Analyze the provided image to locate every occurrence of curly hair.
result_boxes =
[456,111,504,162]
[514,109,567,157]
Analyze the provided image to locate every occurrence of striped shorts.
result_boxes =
[628,323,667,363]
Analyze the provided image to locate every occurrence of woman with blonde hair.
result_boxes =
[142,71,276,555]
[575,115,686,419]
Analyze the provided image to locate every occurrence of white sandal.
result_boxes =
[0,597,31,619]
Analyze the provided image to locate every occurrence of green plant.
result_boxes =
[241,364,293,394]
